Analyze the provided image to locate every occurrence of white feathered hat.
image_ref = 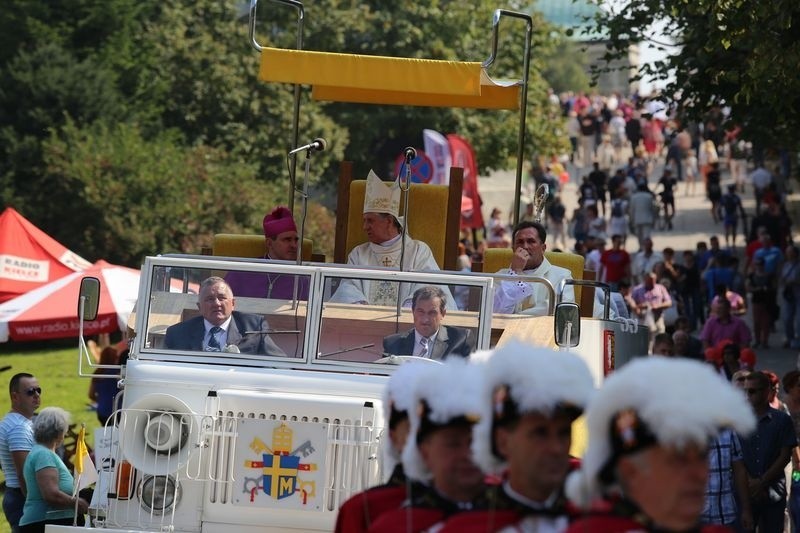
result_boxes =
[565,357,756,508]
[364,169,401,221]
[381,362,435,475]
[401,357,483,482]
[472,340,595,474]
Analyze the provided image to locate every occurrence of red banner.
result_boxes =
[447,134,484,230]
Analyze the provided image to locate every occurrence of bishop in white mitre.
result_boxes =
[329,170,457,309]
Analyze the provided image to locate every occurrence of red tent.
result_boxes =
[0,260,139,342]
[0,207,91,303]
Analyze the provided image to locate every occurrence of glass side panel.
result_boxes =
[144,265,309,360]
[317,276,483,363]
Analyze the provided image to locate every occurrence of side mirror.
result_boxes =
[78,277,100,322]
[554,302,580,347]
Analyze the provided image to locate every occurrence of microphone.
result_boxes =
[403,147,417,160]
[373,354,442,365]
[244,330,301,335]
[288,137,327,155]
[318,343,375,358]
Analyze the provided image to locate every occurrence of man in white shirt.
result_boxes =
[628,183,656,250]
[0,373,40,532]
[631,237,664,283]
[585,236,605,273]
[330,170,455,308]
[493,221,575,316]
[749,165,773,214]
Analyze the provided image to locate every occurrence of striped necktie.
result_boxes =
[207,326,222,351]
[418,336,430,358]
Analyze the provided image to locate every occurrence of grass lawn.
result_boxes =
[0,339,105,533]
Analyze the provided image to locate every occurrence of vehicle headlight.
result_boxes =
[139,475,180,515]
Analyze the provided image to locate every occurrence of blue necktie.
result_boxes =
[207,326,222,351]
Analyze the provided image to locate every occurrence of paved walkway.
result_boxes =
[478,162,799,379]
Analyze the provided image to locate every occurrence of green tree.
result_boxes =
[541,37,590,94]
[0,43,125,214]
[584,0,800,148]
[42,119,282,264]
[1,0,569,265]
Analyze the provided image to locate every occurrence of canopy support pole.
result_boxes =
[250,0,305,211]
[484,9,532,228]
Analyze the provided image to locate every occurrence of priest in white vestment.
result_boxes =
[329,170,457,309]
[493,221,613,318]
[493,221,576,316]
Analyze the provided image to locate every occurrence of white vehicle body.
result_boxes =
[49,254,646,533]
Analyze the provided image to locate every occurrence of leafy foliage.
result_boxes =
[1,0,567,265]
[584,0,800,149]
[42,119,281,264]
[541,38,590,94]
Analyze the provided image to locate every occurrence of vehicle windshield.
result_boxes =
[136,256,495,369]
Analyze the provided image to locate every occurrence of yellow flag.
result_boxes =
[73,425,98,495]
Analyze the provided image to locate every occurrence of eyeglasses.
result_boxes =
[24,387,42,396]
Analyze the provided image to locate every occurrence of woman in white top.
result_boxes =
[698,139,718,187]
[683,152,699,196]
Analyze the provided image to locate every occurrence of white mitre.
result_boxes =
[364,169,401,221]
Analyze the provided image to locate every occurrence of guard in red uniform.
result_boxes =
[439,340,595,532]
[368,358,488,533]
[334,362,431,533]
[564,357,756,532]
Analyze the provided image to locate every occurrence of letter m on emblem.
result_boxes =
[262,454,299,500]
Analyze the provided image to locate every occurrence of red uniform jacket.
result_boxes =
[334,465,407,533]
[368,481,492,533]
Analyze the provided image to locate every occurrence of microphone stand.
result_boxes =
[294,149,313,311]
[395,152,413,318]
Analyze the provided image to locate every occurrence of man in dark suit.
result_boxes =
[382,286,472,360]
[165,276,285,356]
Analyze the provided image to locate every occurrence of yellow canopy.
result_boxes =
[258,47,520,110]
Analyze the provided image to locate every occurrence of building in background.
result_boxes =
[533,0,640,95]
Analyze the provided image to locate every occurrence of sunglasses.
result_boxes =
[24,387,42,396]
[744,387,765,395]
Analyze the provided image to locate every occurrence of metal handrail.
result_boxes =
[492,274,556,316]
[557,278,612,320]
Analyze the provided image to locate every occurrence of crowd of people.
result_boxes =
[464,87,797,353]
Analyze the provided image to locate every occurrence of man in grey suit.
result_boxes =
[382,286,472,360]
[165,276,286,357]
